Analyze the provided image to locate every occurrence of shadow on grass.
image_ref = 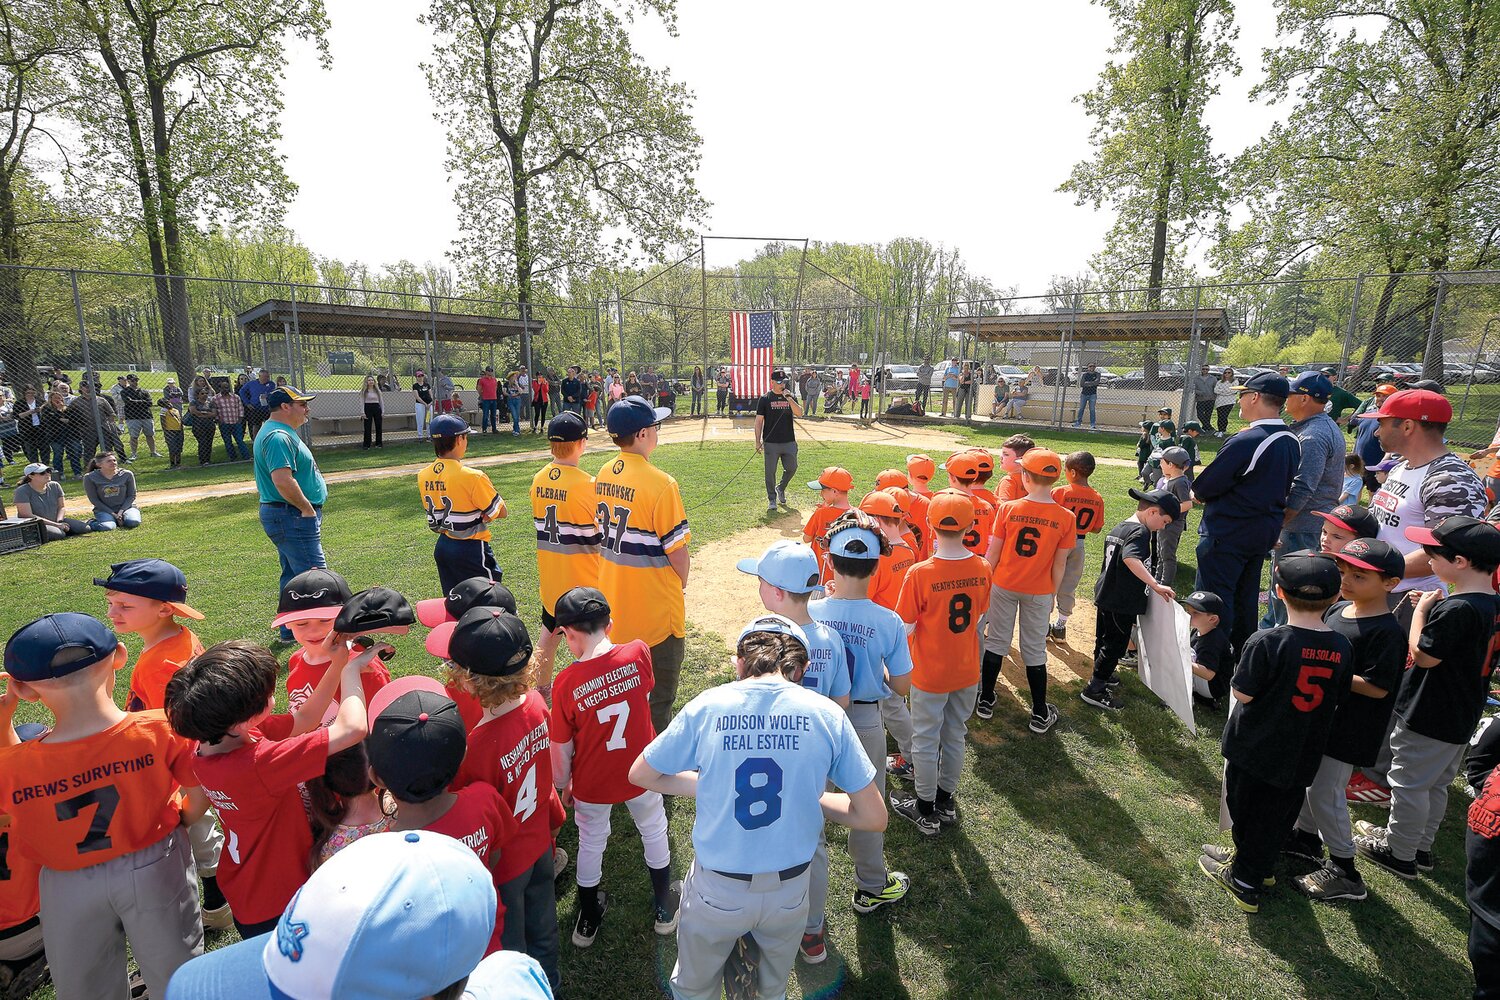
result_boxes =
[1246,889,1409,998]
[1345,888,1475,996]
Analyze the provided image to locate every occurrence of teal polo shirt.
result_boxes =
[253,419,327,506]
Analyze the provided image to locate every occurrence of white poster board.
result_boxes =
[1135,597,1197,735]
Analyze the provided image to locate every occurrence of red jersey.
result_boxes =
[0,819,40,931]
[190,727,331,924]
[0,712,197,871]
[126,627,202,712]
[454,691,558,882]
[445,682,485,733]
[550,641,656,804]
[286,648,391,714]
[1052,484,1106,538]
[425,783,513,953]
[870,540,918,610]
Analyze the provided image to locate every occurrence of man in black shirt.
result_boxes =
[755,371,803,512]
[560,365,585,417]
[120,374,159,460]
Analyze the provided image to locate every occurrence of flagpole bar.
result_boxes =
[700,235,809,243]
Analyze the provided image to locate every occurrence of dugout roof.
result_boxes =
[949,308,1229,343]
[235,299,538,345]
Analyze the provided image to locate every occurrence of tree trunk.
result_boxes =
[0,165,37,385]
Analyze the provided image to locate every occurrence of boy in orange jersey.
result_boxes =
[875,468,931,559]
[943,452,996,559]
[906,454,936,498]
[993,434,1036,504]
[889,491,994,833]
[0,724,47,998]
[531,411,603,689]
[966,448,999,507]
[1049,452,1106,643]
[1,613,209,1000]
[804,466,854,580]
[977,448,1076,734]
[861,489,920,781]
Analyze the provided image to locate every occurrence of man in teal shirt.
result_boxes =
[254,386,329,641]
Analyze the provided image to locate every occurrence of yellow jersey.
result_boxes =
[594,452,690,646]
[531,462,603,614]
[420,458,503,541]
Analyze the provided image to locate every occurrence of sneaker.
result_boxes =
[974,695,996,720]
[934,798,958,825]
[886,753,914,780]
[777,489,787,506]
[1105,675,1122,690]
[1047,623,1066,642]
[769,503,779,513]
[1353,832,1418,880]
[572,892,609,947]
[1295,862,1368,902]
[851,872,910,913]
[654,881,682,935]
[1118,651,1138,667]
[1282,830,1325,863]
[890,794,940,836]
[1198,853,1261,913]
[1415,849,1435,872]
[201,901,234,931]
[1029,704,1060,734]
[1352,819,1384,839]
[553,846,571,882]
[1200,843,1275,887]
[1345,773,1392,806]
[1192,691,1221,712]
[1080,688,1122,711]
[129,970,149,1000]
[799,930,828,964]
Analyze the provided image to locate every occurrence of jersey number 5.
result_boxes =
[1292,664,1336,713]
[596,503,632,553]
[733,757,784,830]
[54,785,121,855]
[597,702,631,751]
[0,831,11,882]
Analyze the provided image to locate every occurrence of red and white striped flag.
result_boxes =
[731,311,775,398]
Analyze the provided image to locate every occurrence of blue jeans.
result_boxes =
[1074,394,1097,427]
[1194,531,1271,657]
[1260,528,1323,629]
[51,436,82,475]
[260,503,327,640]
[219,421,246,460]
[480,398,499,432]
[506,397,523,433]
[90,507,141,530]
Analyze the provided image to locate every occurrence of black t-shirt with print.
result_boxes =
[1192,625,1233,699]
[1093,519,1155,615]
[1397,592,1499,744]
[1320,602,1406,767]
[1221,625,1353,789]
[414,381,434,404]
[756,391,797,444]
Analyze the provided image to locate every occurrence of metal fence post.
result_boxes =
[71,270,107,457]
[1179,286,1201,422]
[1057,305,1078,428]
[1337,273,1364,376]
[289,284,311,447]
[1423,276,1449,381]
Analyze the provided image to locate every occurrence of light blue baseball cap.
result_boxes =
[737,613,809,653]
[736,540,823,594]
[826,523,883,560]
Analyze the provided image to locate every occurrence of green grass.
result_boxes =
[2,438,1476,999]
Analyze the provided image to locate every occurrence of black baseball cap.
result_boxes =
[416,577,517,629]
[334,587,416,635]
[554,587,610,629]
[547,411,587,442]
[92,559,204,620]
[1181,591,1225,616]
[1273,551,1341,601]
[430,607,533,676]
[1315,504,1379,540]
[273,568,353,629]
[4,613,118,683]
[366,680,467,803]
[1406,515,1500,564]
[1129,487,1182,522]
[1234,371,1291,397]
[1332,538,1406,578]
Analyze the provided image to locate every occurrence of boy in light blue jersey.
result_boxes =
[630,616,886,1000]
[807,511,914,916]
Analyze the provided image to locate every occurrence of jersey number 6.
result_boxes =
[1013,526,1041,557]
[733,757,784,830]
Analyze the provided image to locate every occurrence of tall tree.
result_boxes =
[65,0,329,383]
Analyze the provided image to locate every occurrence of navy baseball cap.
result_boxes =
[553,587,611,628]
[737,540,823,593]
[1314,504,1379,540]
[92,559,203,619]
[1332,538,1406,578]
[1273,551,1341,600]
[417,577,517,629]
[1289,371,1334,400]
[266,385,314,408]
[1129,487,1182,522]
[547,411,587,442]
[1180,591,1225,616]
[606,395,671,435]
[5,613,119,682]
[1233,371,1290,397]
[428,413,470,438]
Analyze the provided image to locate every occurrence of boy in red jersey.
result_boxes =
[272,568,391,712]
[549,588,679,948]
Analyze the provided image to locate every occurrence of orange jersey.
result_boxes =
[804,503,849,581]
[896,554,994,693]
[910,483,934,500]
[989,497,1076,595]
[1052,483,1106,537]
[870,539,918,610]
[973,486,999,507]
[0,815,40,930]
[126,627,203,713]
[958,495,996,558]
[994,475,1026,504]
[0,712,197,870]
[902,492,932,558]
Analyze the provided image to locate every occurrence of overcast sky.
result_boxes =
[279,1,1282,294]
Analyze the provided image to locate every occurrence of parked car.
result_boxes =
[882,364,922,391]
[1114,369,1185,390]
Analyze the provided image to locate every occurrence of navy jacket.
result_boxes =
[1192,418,1301,551]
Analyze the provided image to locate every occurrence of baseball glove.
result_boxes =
[722,933,760,1000]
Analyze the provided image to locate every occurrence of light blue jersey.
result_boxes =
[797,618,851,701]
[808,597,913,703]
[644,676,874,872]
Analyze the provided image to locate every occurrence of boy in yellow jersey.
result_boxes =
[595,395,691,733]
[531,411,604,687]
[420,413,508,593]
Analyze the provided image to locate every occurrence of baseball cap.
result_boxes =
[737,614,809,653]
[1370,456,1399,473]
[1019,448,1062,477]
[333,587,415,635]
[1154,419,1176,433]
[367,685,467,803]
[1273,551,1341,601]
[1289,371,1333,400]
[735,540,823,594]
[1181,420,1203,431]
[944,452,983,480]
[553,587,611,629]
[1355,388,1453,423]
[416,577,518,629]
[1332,538,1407,578]
[125,373,138,381]
[1314,504,1379,540]
[967,449,995,474]
[606,395,671,435]
[1405,515,1500,563]
[859,489,905,518]
[4,613,119,683]
[928,489,976,530]
[808,466,854,492]
[266,385,314,408]
[874,468,910,489]
[272,568,353,629]
[21,462,51,478]
[1180,591,1225,616]
[905,454,936,479]
[1374,382,1399,396]
[547,411,587,442]
[428,413,470,438]
[1233,371,1291,397]
[431,607,533,676]
[825,517,883,560]
[92,559,203,620]
[1129,487,1182,522]
[1160,446,1191,467]
[1157,406,1173,415]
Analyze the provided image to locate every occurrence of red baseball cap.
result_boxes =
[1355,389,1452,423]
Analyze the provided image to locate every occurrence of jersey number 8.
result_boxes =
[733,757,784,830]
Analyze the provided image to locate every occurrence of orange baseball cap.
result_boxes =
[967,448,995,473]
[1374,383,1399,397]
[906,453,936,479]
[944,452,983,480]
[875,468,910,489]
[859,490,905,518]
[1020,448,1063,477]
[928,489,976,530]
[808,466,854,492]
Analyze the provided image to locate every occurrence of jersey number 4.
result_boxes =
[734,757,784,830]
[54,785,121,855]
[596,503,632,553]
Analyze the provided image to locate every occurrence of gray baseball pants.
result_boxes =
[845,701,890,893]
[882,695,913,757]
[910,684,977,803]
[763,441,798,505]
[806,824,829,934]
[981,586,1050,662]
[1053,541,1087,618]
[1155,521,1186,586]
[1295,755,1356,858]
[187,811,223,876]
[1386,721,1467,862]
[671,860,810,1000]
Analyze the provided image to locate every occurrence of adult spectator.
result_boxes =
[12,385,43,465]
[239,368,274,439]
[413,370,434,439]
[1323,370,1362,425]
[476,365,500,432]
[69,380,123,461]
[187,368,213,406]
[187,377,218,465]
[848,362,863,403]
[162,377,184,410]
[254,386,328,643]
[714,366,731,415]
[360,375,385,449]
[1213,368,1238,435]
[530,371,550,431]
[1190,371,1301,655]
[41,388,80,477]
[13,463,89,540]
[638,365,659,399]
[436,370,456,399]
[504,369,526,435]
[560,365,585,417]
[1004,376,1029,419]
[1073,364,1102,429]
[1192,364,1218,428]
[211,380,247,460]
[690,365,706,416]
[803,366,824,416]
[83,451,141,531]
[915,357,934,411]
[755,370,804,512]
[602,366,615,402]
[941,358,960,416]
[956,363,974,419]
[108,376,128,430]
[1261,371,1346,628]
[119,374,158,460]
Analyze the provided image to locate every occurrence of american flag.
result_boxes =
[730,311,775,397]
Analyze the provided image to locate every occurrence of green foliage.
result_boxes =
[1221,330,1279,368]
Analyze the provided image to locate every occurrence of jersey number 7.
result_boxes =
[54,785,121,855]
[597,702,631,751]
[596,503,632,553]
